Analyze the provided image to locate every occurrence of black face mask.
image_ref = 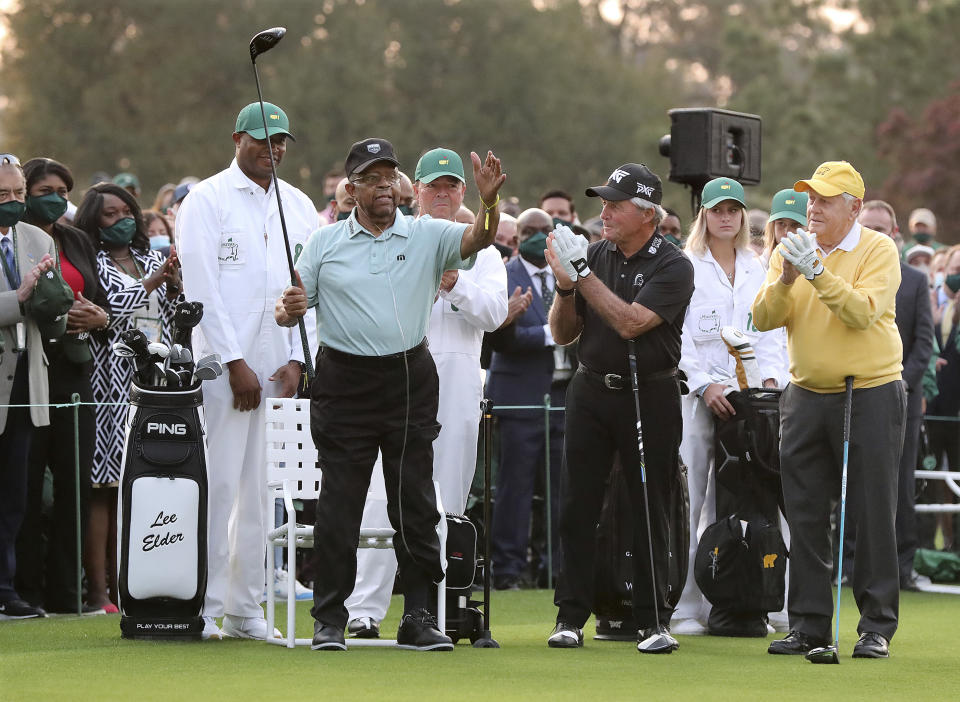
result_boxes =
[398,205,414,216]
[493,242,513,260]
[945,273,960,294]
[336,210,351,221]
[552,217,573,229]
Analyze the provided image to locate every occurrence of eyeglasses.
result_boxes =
[0,153,21,167]
[351,172,401,187]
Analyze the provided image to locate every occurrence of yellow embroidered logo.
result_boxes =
[763,553,778,568]
[269,113,279,120]
[815,165,831,176]
[439,159,449,165]
[785,199,795,205]
[721,183,730,189]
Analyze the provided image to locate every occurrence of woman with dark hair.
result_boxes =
[14,158,110,614]
[74,181,182,612]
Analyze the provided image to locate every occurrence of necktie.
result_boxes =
[1,236,20,289]
[538,271,554,310]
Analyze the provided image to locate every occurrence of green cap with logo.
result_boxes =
[701,177,746,209]
[414,148,465,184]
[768,188,808,226]
[113,172,140,191]
[24,268,74,342]
[235,101,296,141]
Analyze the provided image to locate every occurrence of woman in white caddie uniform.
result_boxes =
[671,178,784,635]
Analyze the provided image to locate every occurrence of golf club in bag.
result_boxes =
[807,375,855,664]
[117,302,220,639]
[627,340,679,654]
[249,26,314,391]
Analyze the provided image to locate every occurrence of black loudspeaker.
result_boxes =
[659,108,762,187]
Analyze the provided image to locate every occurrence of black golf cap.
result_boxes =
[345,138,401,177]
[585,163,662,204]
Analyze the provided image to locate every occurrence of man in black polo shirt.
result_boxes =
[542,163,694,652]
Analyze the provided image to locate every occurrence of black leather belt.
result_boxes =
[321,338,428,367]
[577,363,677,390]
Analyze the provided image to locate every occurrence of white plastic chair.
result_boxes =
[264,398,446,648]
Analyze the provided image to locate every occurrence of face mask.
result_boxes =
[934,272,945,289]
[0,200,26,228]
[519,231,548,261]
[398,205,414,216]
[494,242,513,260]
[913,232,933,244]
[945,273,960,294]
[663,234,681,247]
[552,217,573,229]
[336,210,351,221]
[99,216,137,246]
[150,235,170,250]
[25,193,69,225]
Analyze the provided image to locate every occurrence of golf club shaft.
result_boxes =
[251,61,315,386]
[834,375,854,647]
[627,340,662,632]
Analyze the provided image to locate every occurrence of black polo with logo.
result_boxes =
[575,232,694,377]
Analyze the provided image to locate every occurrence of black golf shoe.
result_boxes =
[397,608,453,651]
[0,599,47,620]
[768,630,827,655]
[547,622,583,648]
[852,632,889,659]
[311,621,346,651]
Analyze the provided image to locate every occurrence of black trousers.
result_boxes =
[15,353,93,610]
[780,381,905,643]
[553,371,682,630]
[0,354,33,603]
[310,343,444,629]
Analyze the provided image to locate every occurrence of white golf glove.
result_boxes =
[779,228,824,280]
[552,224,591,281]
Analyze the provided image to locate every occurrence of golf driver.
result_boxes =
[120,329,158,386]
[249,26,314,388]
[807,375,855,665]
[627,340,679,654]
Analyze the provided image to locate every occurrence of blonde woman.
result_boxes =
[672,177,783,635]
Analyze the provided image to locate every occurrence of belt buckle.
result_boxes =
[603,373,623,390]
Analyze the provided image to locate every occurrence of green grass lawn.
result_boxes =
[2,589,958,701]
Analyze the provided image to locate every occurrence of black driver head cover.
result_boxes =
[249,27,286,62]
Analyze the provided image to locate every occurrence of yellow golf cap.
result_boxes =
[794,161,864,199]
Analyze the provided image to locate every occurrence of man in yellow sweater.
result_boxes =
[752,161,905,660]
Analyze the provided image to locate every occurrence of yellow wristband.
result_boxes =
[479,194,500,211]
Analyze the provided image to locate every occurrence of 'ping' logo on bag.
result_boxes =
[146,422,187,436]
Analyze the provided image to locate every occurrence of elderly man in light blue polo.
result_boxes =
[276,138,505,652]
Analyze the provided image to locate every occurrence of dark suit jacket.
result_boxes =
[897,262,934,418]
[485,257,554,407]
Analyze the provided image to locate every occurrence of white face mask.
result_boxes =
[934,272,946,289]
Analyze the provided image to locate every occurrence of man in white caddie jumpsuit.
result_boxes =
[671,178,784,635]
[344,147,507,638]
[177,102,318,640]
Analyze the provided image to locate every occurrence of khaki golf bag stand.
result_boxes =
[118,382,209,639]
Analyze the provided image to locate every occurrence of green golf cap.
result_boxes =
[113,172,140,190]
[768,188,808,226]
[24,268,74,342]
[414,148,465,184]
[701,177,746,209]
[235,101,296,141]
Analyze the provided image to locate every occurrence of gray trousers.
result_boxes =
[780,380,905,643]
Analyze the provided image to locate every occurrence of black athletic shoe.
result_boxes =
[0,599,47,620]
[768,630,826,655]
[852,632,889,659]
[397,608,454,651]
[311,621,347,651]
[547,622,584,648]
[637,625,680,653]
